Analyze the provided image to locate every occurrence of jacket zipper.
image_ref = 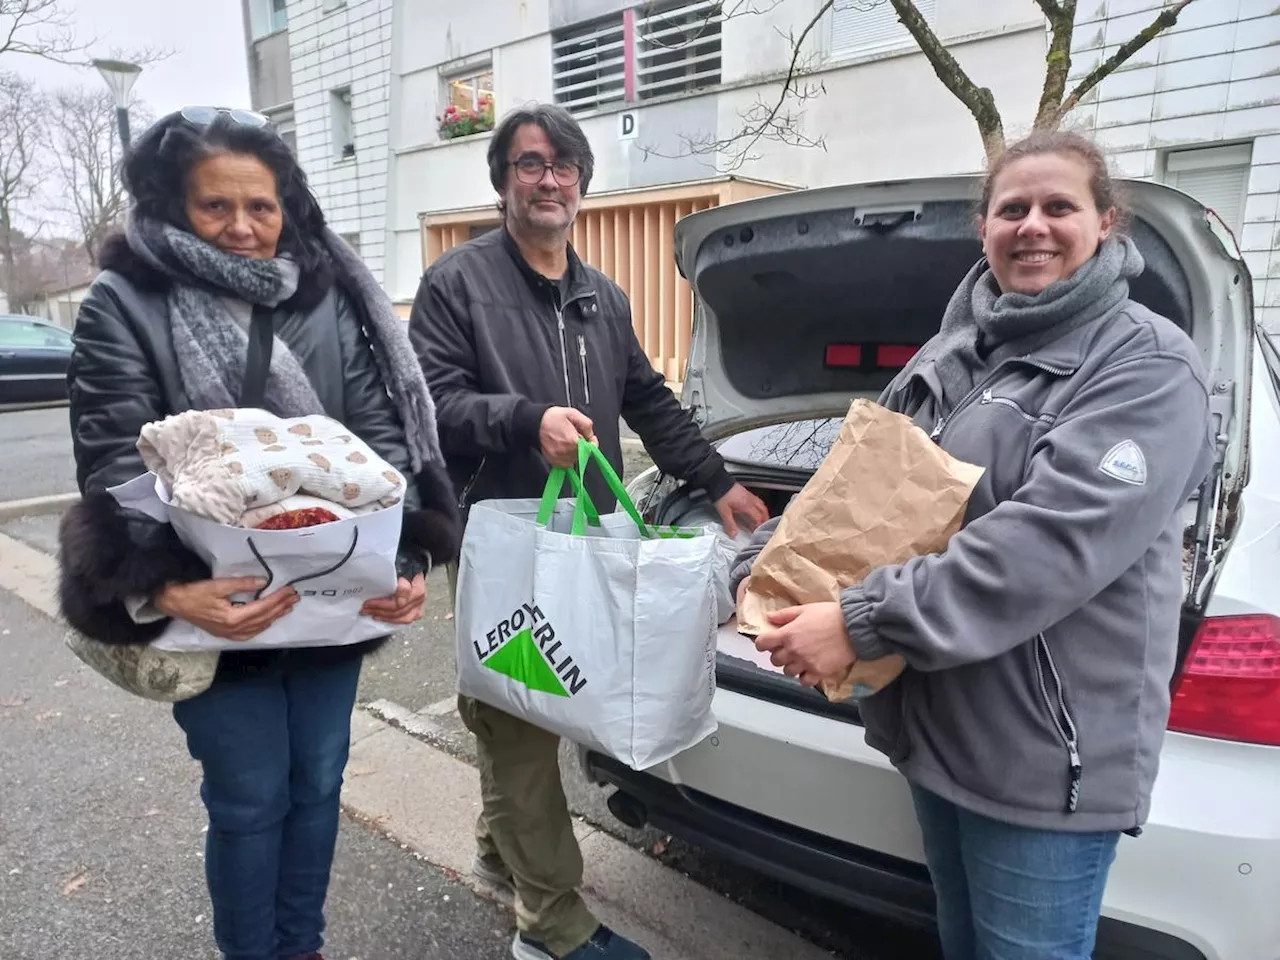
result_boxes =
[978,389,1054,425]
[554,306,573,405]
[930,369,1003,441]
[1034,634,1082,813]
[577,334,591,405]
[929,356,1078,442]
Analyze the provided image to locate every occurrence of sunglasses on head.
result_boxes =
[180,106,271,129]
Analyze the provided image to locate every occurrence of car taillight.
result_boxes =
[1168,614,1280,747]
[823,344,920,369]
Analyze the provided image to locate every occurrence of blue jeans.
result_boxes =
[173,655,362,960]
[910,784,1120,960]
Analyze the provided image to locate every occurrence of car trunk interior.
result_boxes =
[694,201,1193,406]
[653,192,1247,719]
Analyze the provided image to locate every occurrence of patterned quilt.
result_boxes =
[137,408,405,527]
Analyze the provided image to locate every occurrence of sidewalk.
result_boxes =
[0,586,513,960]
[0,528,835,960]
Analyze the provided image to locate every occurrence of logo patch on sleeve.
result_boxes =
[1099,440,1147,486]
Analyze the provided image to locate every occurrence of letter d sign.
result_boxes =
[619,111,638,141]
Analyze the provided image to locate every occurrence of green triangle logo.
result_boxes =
[482,628,569,697]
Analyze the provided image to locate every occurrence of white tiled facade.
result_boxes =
[286,0,394,282]
[251,0,1280,327]
[1067,0,1280,331]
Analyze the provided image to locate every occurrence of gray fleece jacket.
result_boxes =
[730,295,1214,832]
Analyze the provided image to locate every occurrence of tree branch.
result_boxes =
[641,0,834,171]
[1056,0,1195,123]
[887,0,1005,160]
[1034,0,1076,129]
[0,0,82,65]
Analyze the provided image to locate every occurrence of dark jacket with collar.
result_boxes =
[58,233,462,675]
[408,226,732,513]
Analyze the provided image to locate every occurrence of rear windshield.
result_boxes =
[0,318,72,349]
[717,418,841,471]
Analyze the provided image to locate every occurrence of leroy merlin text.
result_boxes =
[474,603,588,695]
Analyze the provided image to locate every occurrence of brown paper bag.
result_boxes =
[738,399,984,702]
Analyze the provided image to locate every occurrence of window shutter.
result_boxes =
[830,0,935,57]
[1165,143,1253,236]
[553,16,628,114]
[636,0,723,100]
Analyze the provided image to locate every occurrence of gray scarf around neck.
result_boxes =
[126,216,442,473]
[925,236,1145,407]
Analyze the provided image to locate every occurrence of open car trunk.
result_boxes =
[642,176,1254,722]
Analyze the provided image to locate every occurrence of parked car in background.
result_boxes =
[582,177,1279,960]
[0,315,73,404]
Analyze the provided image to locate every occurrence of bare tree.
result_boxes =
[1,0,172,68]
[659,0,1196,170]
[0,0,79,64]
[45,87,151,265]
[0,70,46,311]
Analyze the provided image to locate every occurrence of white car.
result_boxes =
[581,177,1280,960]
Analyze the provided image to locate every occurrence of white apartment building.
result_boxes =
[247,0,1280,375]
[243,0,395,279]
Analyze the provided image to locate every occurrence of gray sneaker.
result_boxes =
[471,852,514,892]
[512,926,651,960]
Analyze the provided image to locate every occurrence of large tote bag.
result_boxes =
[455,440,719,770]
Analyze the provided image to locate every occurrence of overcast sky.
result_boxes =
[10,0,251,120]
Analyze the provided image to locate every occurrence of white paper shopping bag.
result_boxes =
[108,473,404,652]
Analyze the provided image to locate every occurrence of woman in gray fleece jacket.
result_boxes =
[730,132,1215,960]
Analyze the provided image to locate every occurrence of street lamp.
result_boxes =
[92,58,142,150]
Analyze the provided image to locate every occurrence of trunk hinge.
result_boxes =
[1187,380,1235,608]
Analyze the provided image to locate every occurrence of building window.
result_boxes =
[249,0,288,39]
[1163,143,1253,237]
[322,0,346,12]
[331,87,355,160]
[439,66,495,140]
[636,0,722,101]
[266,105,296,155]
[553,2,723,114]
[553,15,628,114]
[446,68,494,112]
[830,0,935,58]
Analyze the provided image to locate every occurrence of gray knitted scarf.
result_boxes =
[126,216,442,472]
[923,236,1146,406]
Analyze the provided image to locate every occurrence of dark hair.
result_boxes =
[486,102,595,209]
[981,130,1131,231]
[122,110,330,279]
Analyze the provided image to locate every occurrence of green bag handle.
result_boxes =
[536,440,699,541]
[536,462,601,535]
[575,438,656,539]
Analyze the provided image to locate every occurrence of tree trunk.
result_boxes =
[0,203,15,306]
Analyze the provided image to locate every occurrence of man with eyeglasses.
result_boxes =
[409,103,768,960]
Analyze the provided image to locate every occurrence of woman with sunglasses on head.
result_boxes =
[58,107,462,960]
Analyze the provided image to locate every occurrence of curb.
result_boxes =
[341,708,833,960]
[0,492,80,522]
[0,400,69,414]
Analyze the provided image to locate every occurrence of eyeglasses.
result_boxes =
[181,106,271,129]
[511,157,581,187]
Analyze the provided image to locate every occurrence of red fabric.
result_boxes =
[253,507,341,530]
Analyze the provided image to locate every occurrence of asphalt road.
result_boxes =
[0,408,941,960]
[0,406,77,501]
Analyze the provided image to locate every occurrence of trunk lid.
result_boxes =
[675,176,1251,503]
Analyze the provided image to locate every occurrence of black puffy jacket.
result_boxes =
[409,227,732,514]
[59,233,461,673]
